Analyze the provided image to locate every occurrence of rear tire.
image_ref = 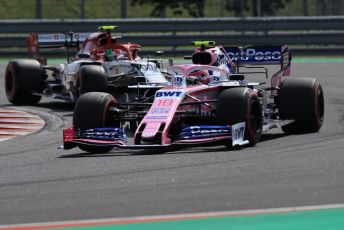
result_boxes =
[76,65,107,98]
[279,78,324,133]
[73,92,117,153]
[216,87,263,146]
[5,59,44,105]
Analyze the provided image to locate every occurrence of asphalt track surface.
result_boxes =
[0,62,343,225]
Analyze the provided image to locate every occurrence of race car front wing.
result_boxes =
[62,123,249,151]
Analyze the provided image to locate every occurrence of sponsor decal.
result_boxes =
[142,133,155,137]
[140,63,158,72]
[231,122,245,146]
[212,76,220,82]
[225,47,282,62]
[178,125,231,139]
[215,53,230,67]
[150,107,170,114]
[155,91,183,98]
[38,34,65,42]
[38,33,90,43]
[232,126,244,140]
[282,51,290,69]
[76,127,126,142]
[173,73,186,87]
[209,70,228,85]
[174,75,183,83]
[154,99,174,107]
[213,48,235,73]
[189,126,229,134]
[210,71,223,83]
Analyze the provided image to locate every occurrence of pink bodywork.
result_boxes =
[192,46,236,74]
[271,45,291,96]
[63,64,231,149]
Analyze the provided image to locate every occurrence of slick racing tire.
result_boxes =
[77,65,107,98]
[73,92,117,153]
[216,87,263,146]
[5,59,44,105]
[279,78,324,133]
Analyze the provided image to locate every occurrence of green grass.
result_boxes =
[0,0,332,19]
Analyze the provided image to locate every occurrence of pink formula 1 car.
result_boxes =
[62,45,324,153]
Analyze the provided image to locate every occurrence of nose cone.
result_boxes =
[141,122,162,142]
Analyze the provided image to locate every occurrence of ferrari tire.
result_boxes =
[77,65,107,98]
[279,78,324,133]
[216,87,263,146]
[73,92,117,153]
[5,59,44,105]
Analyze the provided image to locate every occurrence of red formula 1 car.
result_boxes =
[62,45,324,153]
[4,26,168,105]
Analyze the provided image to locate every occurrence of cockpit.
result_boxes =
[168,65,230,86]
[77,32,141,61]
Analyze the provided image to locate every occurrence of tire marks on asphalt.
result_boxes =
[0,108,45,141]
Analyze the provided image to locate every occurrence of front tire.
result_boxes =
[5,59,44,105]
[73,92,117,153]
[216,87,263,146]
[76,65,107,98]
[279,78,324,133]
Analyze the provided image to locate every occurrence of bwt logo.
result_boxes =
[233,126,245,140]
[227,48,281,61]
[156,91,183,97]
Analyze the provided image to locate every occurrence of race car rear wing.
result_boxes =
[224,45,291,71]
[27,32,91,63]
[224,45,291,96]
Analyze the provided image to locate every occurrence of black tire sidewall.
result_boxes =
[77,65,107,97]
[311,83,324,131]
[5,59,43,105]
[279,77,324,132]
[5,63,17,102]
[73,92,116,130]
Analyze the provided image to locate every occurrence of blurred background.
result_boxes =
[0,0,343,57]
[0,0,343,19]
